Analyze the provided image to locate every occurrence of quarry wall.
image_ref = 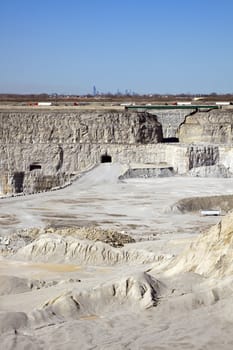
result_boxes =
[179,109,233,144]
[1,108,233,194]
[151,109,195,140]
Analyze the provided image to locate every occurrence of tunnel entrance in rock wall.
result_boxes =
[163,137,179,143]
[13,172,25,193]
[30,163,42,171]
[101,153,112,163]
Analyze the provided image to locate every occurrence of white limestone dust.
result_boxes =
[0,164,233,349]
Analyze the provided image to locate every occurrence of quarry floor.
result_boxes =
[1,164,233,349]
[0,163,233,239]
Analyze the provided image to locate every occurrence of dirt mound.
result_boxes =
[42,226,135,247]
[0,312,28,335]
[39,272,164,319]
[0,275,61,296]
[171,194,233,213]
[188,164,233,178]
[0,272,164,336]
[0,275,32,296]
[17,226,134,246]
[1,226,135,257]
[13,234,163,265]
[165,210,233,278]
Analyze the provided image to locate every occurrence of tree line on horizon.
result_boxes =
[0,92,233,103]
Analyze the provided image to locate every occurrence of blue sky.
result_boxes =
[1,0,233,95]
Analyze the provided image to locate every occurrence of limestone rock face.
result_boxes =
[188,164,233,178]
[2,108,233,195]
[152,109,195,139]
[0,110,162,194]
[188,145,219,169]
[0,111,162,145]
[179,109,233,144]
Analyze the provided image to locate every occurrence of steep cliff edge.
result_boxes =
[2,108,233,195]
[0,110,162,145]
[179,109,233,144]
[0,110,163,194]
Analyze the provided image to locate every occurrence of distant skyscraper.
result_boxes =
[93,85,97,96]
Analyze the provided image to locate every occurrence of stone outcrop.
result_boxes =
[1,107,233,195]
[119,167,175,179]
[0,110,163,194]
[188,145,219,169]
[152,109,195,140]
[0,111,162,145]
[0,143,190,194]
[188,164,233,178]
[179,109,233,144]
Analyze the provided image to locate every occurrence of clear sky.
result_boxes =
[1,0,233,95]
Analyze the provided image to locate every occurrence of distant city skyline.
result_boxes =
[1,0,233,95]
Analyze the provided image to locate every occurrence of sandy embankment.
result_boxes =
[0,164,233,349]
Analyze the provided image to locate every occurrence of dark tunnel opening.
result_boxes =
[13,172,25,193]
[163,137,179,143]
[30,163,42,171]
[101,154,112,163]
